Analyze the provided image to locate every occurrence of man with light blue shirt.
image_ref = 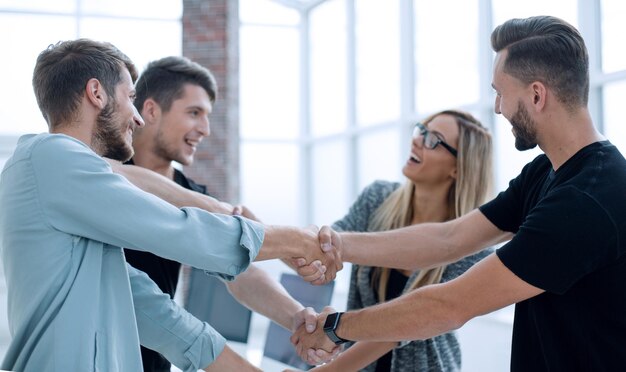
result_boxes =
[0,39,341,372]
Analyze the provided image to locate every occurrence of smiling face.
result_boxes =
[492,50,538,151]
[93,68,144,161]
[402,114,459,188]
[150,83,213,166]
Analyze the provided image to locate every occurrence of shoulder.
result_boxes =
[360,180,401,202]
[174,169,207,194]
[517,153,551,181]
[350,180,402,213]
[30,133,99,162]
[332,180,402,232]
[29,134,110,178]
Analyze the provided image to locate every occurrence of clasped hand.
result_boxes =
[290,306,340,366]
[292,226,343,285]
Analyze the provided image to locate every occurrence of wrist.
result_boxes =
[323,312,350,345]
[257,225,300,260]
[289,305,306,332]
[339,233,354,263]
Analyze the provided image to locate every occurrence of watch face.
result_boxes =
[323,312,347,345]
[324,312,339,331]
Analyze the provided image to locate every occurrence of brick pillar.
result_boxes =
[182,0,239,203]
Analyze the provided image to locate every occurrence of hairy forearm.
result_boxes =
[226,265,302,330]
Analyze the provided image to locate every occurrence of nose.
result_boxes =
[494,96,502,115]
[412,133,424,149]
[132,105,145,127]
[197,116,210,137]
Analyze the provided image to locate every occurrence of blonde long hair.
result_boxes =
[367,110,493,301]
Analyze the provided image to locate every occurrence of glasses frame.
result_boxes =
[412,122,458,157]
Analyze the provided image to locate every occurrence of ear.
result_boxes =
[530,81,547,112]
[141,98,161,124]
[85,78,107,109]
[450,166,458,180]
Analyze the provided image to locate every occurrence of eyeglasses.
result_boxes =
[412,122,458,157]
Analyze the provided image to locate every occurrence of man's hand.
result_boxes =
[290,307,338,363]
[291,307,342,365]
[256,225,342,284]
[297,226,342,285]
[293,225,343,285]
[288,258,327,284]
[231,204,261,222]
[317,225,343,257]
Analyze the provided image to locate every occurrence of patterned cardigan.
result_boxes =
[332,180,493,372]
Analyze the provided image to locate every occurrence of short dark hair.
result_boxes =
[491,16,589,110]
[133,56,218,113]
[32,39,137,129]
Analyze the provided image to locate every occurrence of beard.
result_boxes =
[92,100,135,161]
[152,128,196,166]
[510,101,538,151]
[153,132,190,166]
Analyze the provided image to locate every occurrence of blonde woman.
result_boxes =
[295,110,493,372]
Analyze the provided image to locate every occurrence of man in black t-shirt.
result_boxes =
[123,160,209,371]
[290,16,626,372]
[124,56,334,371]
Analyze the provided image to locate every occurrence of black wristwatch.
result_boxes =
[323,312,349,345]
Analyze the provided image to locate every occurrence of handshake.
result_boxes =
[259,225,352,370]
[288,306,344,369]
[260,225,345,286]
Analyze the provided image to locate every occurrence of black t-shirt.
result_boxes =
[124,161,207,372]
[479,141,626,371]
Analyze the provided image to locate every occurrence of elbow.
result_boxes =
[441,223,466,265]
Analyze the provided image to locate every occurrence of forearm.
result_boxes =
[341,210,509,270]
[255,225,313,261]
[203,345,261,372]
[341,228,453,270]
[226,265,302,330]
[296,254,539,357]
[335,252,531,342]
[108,159,233,213]
[337,284,464,342]
[314,341,397,372]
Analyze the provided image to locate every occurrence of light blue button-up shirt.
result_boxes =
[0,133,264,372]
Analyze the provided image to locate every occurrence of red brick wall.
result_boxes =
[182,0,239,203]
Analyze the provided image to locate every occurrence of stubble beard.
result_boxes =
[93,100,134,161]
[153,130,194,166]
[510,101,538,151]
